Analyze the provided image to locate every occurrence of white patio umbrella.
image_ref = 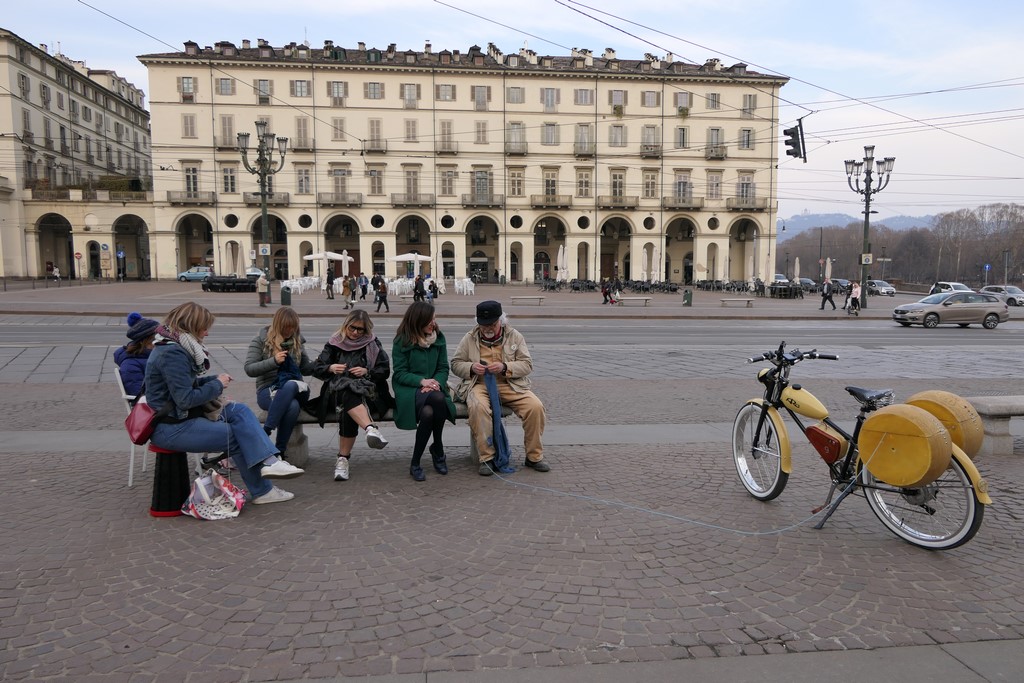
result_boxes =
[388,252,433,276]
[793,256,800,283]
[651,245,661,283]
[639,246,648,281]
[824,257,833,281]
[560,243,570,281]
[303,251,348,278]
[340,249,354,277]
[555,245,565,281]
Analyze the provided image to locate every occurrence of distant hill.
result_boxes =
[778,213,935,238]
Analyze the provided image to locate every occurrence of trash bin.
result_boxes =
[280,285,292,306]
[682,288,693,306]
[500,275,506,285]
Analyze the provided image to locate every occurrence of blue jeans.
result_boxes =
[151,401,277,498]
[257,382,308,453]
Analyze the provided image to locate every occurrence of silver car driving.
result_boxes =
[893,292,1009,329]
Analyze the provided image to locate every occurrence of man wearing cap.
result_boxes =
[452,300,550,475]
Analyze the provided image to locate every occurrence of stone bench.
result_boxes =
[617,297,652,306]
[964,396,1024,457]
[720,298,754,308]
[510,296,545,305]
[261,400,512,467]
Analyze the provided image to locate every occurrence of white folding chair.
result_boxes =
[114,367,146,487]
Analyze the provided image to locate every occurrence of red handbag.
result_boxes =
[125,398,158,445]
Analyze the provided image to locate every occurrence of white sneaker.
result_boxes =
[365,425,388,449]
[261,460,305,479]
[252,485,294,505]
[334,456,350,481]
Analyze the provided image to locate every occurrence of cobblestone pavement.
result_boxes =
[0,283,1022,681]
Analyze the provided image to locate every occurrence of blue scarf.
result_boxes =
[485,372,515,473]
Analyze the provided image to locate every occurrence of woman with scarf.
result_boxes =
[145,302,304,505]
[312,309,393,482]
[244,306,315,459]
[391,302,456,481]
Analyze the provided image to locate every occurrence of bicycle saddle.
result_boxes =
[845,386,894,406]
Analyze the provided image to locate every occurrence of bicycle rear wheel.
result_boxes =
[861,451,983,550]
[732,402,789,501]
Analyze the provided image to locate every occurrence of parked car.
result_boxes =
[832,278,851,294]
[796,277,818,292]
[773,273,788,283]
[866,279,895,296]
[177,266,214,282]
[979,285,1024,306]
[892,292,1009,329]
[929,281,972,294]
[244,267,265,280]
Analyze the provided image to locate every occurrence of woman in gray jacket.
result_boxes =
[244,306,315,458]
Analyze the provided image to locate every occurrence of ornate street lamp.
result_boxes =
[845,145,895,309]
[238,120,288,285]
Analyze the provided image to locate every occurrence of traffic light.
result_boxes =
[783,125,803,161]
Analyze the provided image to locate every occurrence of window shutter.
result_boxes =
[329,82,335,97]
[486,86,491,101]
[435,84,441,100]
[608,90,613,104]
[656,92,661,106]
[541,88,545,104]
[416,84,421,99]
[364,82,369,98]
[556,89,561,104]
[253,79,259,95]
[451,85,456,100]
[289,80,296,96]
[623,91,628,105]
[176,77,182,93]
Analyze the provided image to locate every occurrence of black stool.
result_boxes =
[149,445,190,517]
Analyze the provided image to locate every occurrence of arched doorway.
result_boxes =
[600,218,631,280]
[466,216,499,282]
[36,213,74,279]
[177,213,214,272]
[113,214,151,280]
[249,214,286,277]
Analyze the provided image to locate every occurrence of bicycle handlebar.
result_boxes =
[747,348,839,364]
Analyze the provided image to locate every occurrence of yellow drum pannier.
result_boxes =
[859,404,951,487]
[905,390,984,459]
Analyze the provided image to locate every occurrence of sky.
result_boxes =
[6,0,1024,219]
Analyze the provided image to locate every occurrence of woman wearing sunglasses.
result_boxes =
[312,309,393,482]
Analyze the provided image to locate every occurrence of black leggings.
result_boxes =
[337,391,368,438]
[412,391,448,464]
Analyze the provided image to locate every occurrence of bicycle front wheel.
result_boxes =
[732,402,789,501]
[861,451,984,550]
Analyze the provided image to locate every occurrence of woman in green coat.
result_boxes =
[391,302,457,482]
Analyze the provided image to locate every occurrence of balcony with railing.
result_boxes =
[574,141,596,157]
[44,137,54,150]
[391,193,435,207]
[461,193,505,208]
[21,131,34,144]
[640,143,662,158]
[726,195,768,211]
[597,195,639,209]
[505,141,529,155]
[705,145,728,160]
[363,139,387,154]
[30,189,71,201]
[291,138,315,152]
[60,143,70,156]
[317,192,363,207]
[662,194,704,210]
[243,192,290,206]
[435,140,459,155]
[214,136,238,150]
[109,191,149,202]
[530,194,572,209]
[168,191,216,205]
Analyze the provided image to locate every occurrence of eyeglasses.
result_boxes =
[348,325,366,333]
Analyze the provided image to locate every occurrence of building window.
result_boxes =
[178,76,196,102]
[574,88,594,106]
[365,82,384,99]
[609,89,626,106]
[642,90,660,107]
[742,94,757,118]
[367,167,384,195]
[474,121,488,144]
[297,167,311,194]
[181,114,197,138]
[219,115,234,145]
[404,119,418,142]
[474,169,492,197]
[506,86,525,104]
[706,92,721,109]
[218,78,234,96]
[256,79,272,105]
[439,168,457,196]
[576,169,591,198]
[543,168,558,196]
[643,171,658,199]
[222,166,237,193]
[675,127,689,149]
[541,123,559,145]
[707,172,722,199]
[290,80,311,97]
[708,127,723,146]
[674,172,692,198]
[737,173,755,199]
[368,119,383,144]
[331,167,350,194]
[610,170,625,197]
[329,81,348,106]
[404,168,420,196]
[184,166,200,193]
[609,124,626,147]
[401,83,420,108]
[508,168,524,197]
[541,87,559,112]
[674,91,692,109]
[331,118,345,141]
[472,86,490,111]
[739,128,754,150]
[436,84,456,101]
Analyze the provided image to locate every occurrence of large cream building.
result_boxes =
[141,39,788,283]
[0,28,152,279]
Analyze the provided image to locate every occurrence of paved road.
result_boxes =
[0,282,1021,682]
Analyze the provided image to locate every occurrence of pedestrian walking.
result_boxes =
[256,271,269,307]
[325,268,335,299]
[820,278,836,310]
[375,279,390,313]
[358,272,369,300]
